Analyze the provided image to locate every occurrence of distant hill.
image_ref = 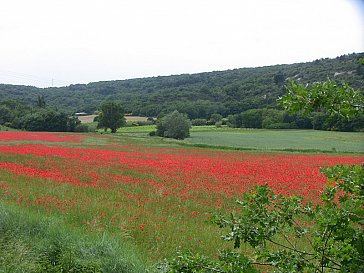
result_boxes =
[1,53,363,119]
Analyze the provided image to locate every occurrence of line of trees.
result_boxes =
[1,77,363,134]
[189,107,363,132]
[224,108,363,131]
[0,98,81,132]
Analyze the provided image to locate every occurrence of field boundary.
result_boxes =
[176,141,363,154]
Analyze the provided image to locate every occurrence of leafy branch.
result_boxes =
[278,80,364,120]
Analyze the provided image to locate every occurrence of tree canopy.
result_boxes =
[97,101,125,133]
[156,110,191,140]
[0,100,81,132]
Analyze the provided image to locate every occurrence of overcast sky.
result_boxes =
[0,0,363,87]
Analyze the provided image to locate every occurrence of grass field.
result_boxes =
[0,131,363,272]
[187,128,364,153]
[117,126,364,153]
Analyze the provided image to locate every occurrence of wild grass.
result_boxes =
[0,202,148,273]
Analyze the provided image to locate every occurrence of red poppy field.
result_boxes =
[0,131,363,262]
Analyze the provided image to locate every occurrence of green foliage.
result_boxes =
[74,123,94,132]
[278,80,364,121]
[36,94,46,108]
[156,110,191,140]
[274,71,285,86]
[209,113,223,125]
[359,58,364,65]
[0,104,15,125]
[22,108,75,132]
[0,99,83,132]
[67,115,82,132]
[0,100,32,128]
[97,101,126,133]
[227,108,304,130]
[37,238,102,272]
[241,109,263,128]
[165,165,364,272]
[191,118,208,126]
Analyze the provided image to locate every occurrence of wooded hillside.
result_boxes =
[1,53,363,119]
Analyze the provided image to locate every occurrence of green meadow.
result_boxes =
[117,126,364,153]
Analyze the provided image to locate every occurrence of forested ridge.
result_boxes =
[1,53,363,119]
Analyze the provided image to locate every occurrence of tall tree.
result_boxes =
[97,102,125,133]
[274,70,285,86]
[36,95,46,108]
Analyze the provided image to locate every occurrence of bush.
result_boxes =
[191,119,207,126]
[74,124,90,132]
[263,122,293,129]
[215,121,223,128]
[156,110,191,140]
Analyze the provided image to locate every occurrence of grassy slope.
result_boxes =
[0,202,148,273]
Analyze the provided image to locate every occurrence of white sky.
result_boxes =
[0,0,363,87]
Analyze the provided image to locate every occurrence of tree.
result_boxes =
[97,102,125,133]
[67,116,81,132]
[241,109,263,128]
[209,113,223,125]
[36,95,46,108]
[0,105,15,126]
[22,108,69,132]
[274,70,285,86]
[156,110,191,140]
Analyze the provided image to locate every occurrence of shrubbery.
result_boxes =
[156,110,191,140]
[0,100,83,132]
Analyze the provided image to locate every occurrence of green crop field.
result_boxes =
[117,126,364,153]
[187,128,364,153]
